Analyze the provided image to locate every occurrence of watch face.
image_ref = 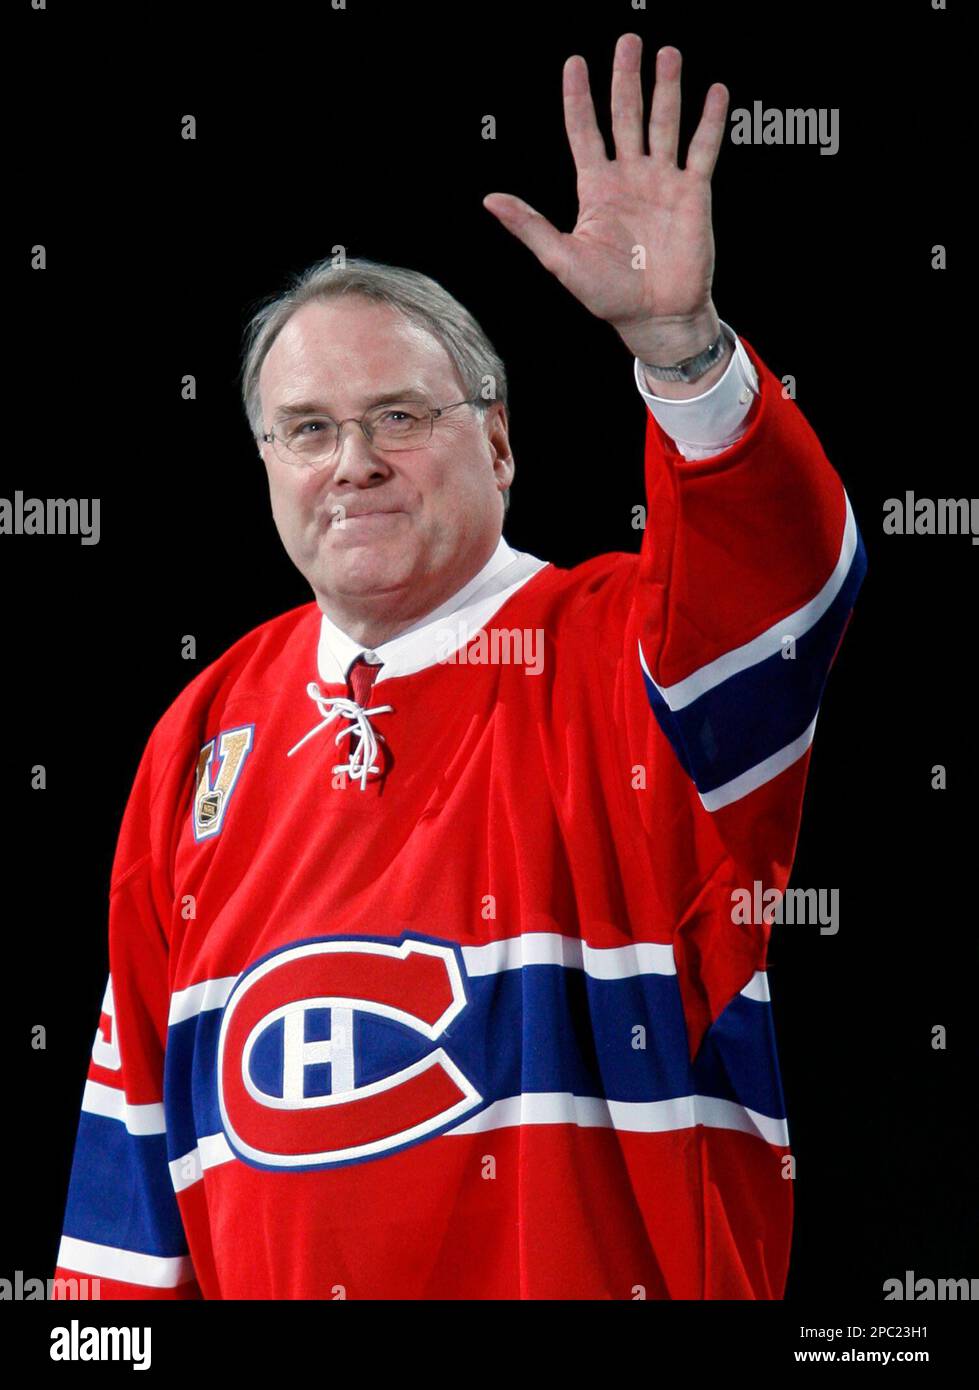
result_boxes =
[680,337,722,382]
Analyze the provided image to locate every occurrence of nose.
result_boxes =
[328,420,394,487]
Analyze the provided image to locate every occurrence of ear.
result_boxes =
[489,408,514,499]
[494,449,515,493]
[485,403,512,466]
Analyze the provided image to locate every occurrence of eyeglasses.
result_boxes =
[262,397,482,470]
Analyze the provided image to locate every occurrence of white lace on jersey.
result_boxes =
[286,681,394,791]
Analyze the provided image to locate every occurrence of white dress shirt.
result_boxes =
[633,319,760,460]
[318,322,760,683]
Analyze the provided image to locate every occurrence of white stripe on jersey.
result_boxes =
[56,1234,194,1289]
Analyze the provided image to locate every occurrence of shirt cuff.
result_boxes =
[634,321,760,461]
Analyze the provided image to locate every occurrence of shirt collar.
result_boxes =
[316,534,549,685]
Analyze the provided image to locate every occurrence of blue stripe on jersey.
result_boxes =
[61,1111,189,1257]
[692,991,788,1119]
[641,533,866,795]
[163,962,788,1161]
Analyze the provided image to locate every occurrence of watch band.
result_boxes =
[640,328,728,384]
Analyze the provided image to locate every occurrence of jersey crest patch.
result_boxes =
[217,935,481,1171]
[193,725,255,842]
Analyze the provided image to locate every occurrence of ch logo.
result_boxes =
[217,936,481,1170]
[193,725,254,841]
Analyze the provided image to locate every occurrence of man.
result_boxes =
[54,37,865,1299]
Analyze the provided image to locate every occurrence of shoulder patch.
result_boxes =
[193,725,255,842]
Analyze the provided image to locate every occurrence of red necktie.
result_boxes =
[343,655,386,788]
[347,654,381,707]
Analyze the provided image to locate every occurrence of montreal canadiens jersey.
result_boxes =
[54,336,866,1300]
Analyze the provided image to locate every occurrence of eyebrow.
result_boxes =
[272,387,432,422]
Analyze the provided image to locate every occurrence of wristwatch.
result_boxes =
[640,328,728,384]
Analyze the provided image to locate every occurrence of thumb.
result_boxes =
[482,193,568,277]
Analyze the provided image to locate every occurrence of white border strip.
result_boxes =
[740,970,771,1003]
[699,712,818,812]
[170,1133,235,1193]
[81,1080,165,1136]
[169,976,237,1026]
[447,1091,789,1146]
[461,935,675,978]
[640,491,857,711]
[176,1088,788,1191]
[168,936,679,1027]
[56,1235,195,1289]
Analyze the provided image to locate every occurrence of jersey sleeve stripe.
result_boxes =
[654,491,861,709]
[56,1235,195,1289]
[639,517,866,806]
[81,1079,166,1135]
[61,1112,189,1255]
[697,713,818,812]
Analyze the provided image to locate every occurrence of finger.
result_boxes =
[610,32,645,160]
[482,194,569,277]
[684,82,729,178]
[648,45,682,167]
[562,54,608,175]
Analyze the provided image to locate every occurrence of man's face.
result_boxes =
[257,296,513,624]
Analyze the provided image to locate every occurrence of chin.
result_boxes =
[317,545,414,597]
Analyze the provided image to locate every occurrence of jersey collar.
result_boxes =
[316,534,549,684]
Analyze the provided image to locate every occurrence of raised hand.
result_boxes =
[483,37,728,366]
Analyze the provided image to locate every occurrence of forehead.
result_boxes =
[258,296,459,410]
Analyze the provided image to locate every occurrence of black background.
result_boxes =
[6,0,975,1347]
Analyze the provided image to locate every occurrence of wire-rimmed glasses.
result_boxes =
[262,397,482,470]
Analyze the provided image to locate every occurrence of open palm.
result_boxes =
[484,38,728,339]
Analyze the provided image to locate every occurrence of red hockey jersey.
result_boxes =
[54,336,865,1299]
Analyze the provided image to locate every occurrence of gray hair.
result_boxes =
[240,255,511,514]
